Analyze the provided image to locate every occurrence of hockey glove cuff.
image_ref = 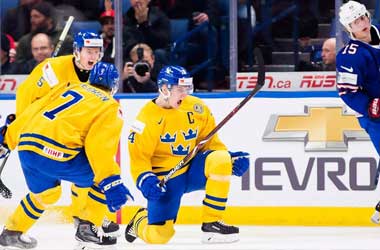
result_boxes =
[99,175,134,212]
[368,98,380,120]
[136,171,166,200]
[229,151,250,177]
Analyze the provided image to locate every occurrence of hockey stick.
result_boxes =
[159,48,265,186]
[0,154,12,199]
[52,16,74,57]
[0,114,15,199]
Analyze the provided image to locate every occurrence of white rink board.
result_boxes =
[1,93,379,209]
[0,72,335,93]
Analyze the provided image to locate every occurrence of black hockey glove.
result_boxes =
[0,114,15,159]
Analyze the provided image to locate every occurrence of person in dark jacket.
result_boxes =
[122,43,159,93]
[1,33,16,75]
[99,9,115,63]
[123,0,170,62]
[13,33,55,74]
[15,2,73,63]
[1,0,43,41]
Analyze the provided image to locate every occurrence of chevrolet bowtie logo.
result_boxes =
[263,106,369,152]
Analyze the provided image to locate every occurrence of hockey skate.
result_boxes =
[201,221,239,243]
[124,208,147,243]
[74,217,120,238]
[0,228,37,249]
[75,219,117,249]
[371,201,380,224]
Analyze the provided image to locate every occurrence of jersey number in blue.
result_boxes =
[44,90,84,120]
[128,132,136,143]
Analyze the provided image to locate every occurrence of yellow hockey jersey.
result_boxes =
[16,55,84,116]
[6,82,123,184]
[128,95,227,182]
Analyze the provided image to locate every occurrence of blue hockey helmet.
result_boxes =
[157,65,193,94]
[89,62,119,95]
[73,31,103,50]
[73,31,104,60]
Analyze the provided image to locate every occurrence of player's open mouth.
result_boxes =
[177,100,182,105]
[363,27,368,32]
[88,61,95,66]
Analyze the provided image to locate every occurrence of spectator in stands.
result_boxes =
[237,0,257,71]
[152,0,219,27]
[296,37,336,71]
[321,38,336,71]
[5,34,17,63]
[123,0,170,63]
[13,33,55,74]
[1,34,15,75]
[15,2,73,63]
[1,0,42,41]
[45,0,102,20]
[152,0,219,90]
[122,43,159,93]
[99,10,115,63]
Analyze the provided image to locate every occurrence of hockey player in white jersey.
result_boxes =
[336,1,380,224]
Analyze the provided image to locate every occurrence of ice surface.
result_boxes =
[2,224,380,250]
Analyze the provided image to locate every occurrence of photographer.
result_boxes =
[122,43,158,93]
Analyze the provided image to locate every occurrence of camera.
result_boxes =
[134,47,151,77]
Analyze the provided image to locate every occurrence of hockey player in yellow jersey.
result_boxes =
[125,65,250,244]
[0,62,133,249]
[16,31,104,116]
[14,30,121,235]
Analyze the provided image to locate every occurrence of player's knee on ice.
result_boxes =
[205,150,232,179]
[144,221,175,244]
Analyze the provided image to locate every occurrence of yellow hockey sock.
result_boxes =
[70,185,89,219]
[78,185,109,226]
[203,179,230,222]
[202,150,232,222]
[6,193,45,233]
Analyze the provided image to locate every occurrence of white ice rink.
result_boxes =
[5,224,380,250]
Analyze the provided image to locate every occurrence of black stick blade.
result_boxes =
[0,179,12,199]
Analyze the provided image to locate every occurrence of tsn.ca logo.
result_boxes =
[237,73,336,90]
[237,75,274,89]
[0,77,17,92]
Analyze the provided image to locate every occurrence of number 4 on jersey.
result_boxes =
[128,132,136,143]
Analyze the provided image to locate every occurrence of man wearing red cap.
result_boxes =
[99,9,115,63]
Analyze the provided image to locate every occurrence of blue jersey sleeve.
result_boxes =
[336,41,371,115]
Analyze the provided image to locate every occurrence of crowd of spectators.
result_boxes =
[1,0,335,92]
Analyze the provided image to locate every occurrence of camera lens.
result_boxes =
[134,62,150,77]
